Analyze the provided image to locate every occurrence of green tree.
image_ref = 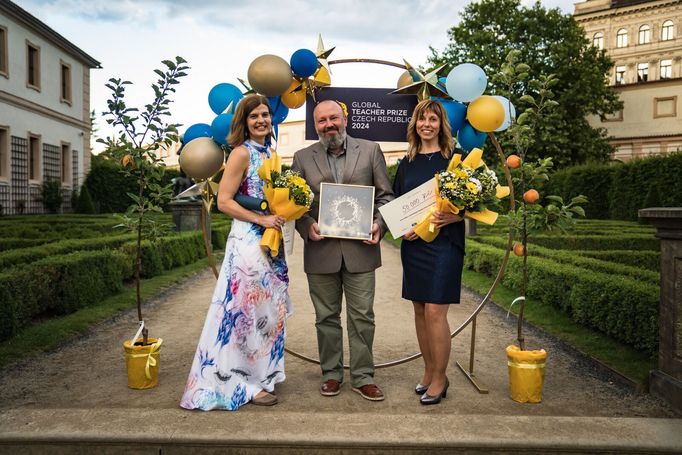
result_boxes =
[38,178,63,214]
[429,0,622,167]
[75,185,96,214]
[99,56,189,344]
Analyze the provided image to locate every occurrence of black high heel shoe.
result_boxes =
[415,383,429,395]
[420,378,449,405]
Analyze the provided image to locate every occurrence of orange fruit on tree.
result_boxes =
[523,189,540,204]
[121,154,135,168]
[513,243,525,257]
[506,154,521,169]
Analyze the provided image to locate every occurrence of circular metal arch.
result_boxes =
[208,57,516,369]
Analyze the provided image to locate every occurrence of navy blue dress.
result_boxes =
[392,152,465,304]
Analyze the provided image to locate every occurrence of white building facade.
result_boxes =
[0,0,99,214]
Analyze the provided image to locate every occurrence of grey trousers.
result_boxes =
[306,266,376,388]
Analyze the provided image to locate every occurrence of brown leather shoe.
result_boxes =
[320,379,341,396]
[352,384,385,401]
[251,392,278,406]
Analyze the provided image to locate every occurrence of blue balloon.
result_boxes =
[267,96,289,124]
[208,83,243,115]
[457,122,487,151]
[441,100,467,134]
[446,63,488,103]
[492,95,516,132]
[211,113,234,146]
[183,123,212,144]
[290,49,318,78]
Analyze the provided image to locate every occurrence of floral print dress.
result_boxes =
[180,140,291,411]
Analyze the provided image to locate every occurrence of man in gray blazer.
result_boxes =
[292,100,394,401]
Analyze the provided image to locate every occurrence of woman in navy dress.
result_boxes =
[392,99,465,405]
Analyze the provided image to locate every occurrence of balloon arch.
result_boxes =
[177,40,517,392]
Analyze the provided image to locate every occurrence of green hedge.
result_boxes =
[0,234,136,269]
[0,250,130,341]
[0,238,51,252]
[465,239,658,353]
[474,236,659,285]
[546,153,682,220]
[574,249,660,272]
[530,234,659,251]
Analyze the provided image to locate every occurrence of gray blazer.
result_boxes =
[291,135,394,274]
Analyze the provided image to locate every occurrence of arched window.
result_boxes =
[638,25,651,44]
[616,28,628,48]
[661,20,674,41]
[593,32,604,49]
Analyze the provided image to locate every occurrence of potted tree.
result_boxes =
[99,57,189,389]
[495,51,586,403]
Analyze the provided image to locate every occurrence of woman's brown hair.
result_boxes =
[405,99,454,161]
[227,94,272,148]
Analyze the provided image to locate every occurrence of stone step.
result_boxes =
[1,409,680,454]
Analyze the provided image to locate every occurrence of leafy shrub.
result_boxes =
[0,250,129,341]
[547,153,682,220]
[464,239,658,353]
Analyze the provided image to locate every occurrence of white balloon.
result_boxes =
[492,95,516,132]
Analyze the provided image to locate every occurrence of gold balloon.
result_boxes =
[281,78,306,109]
[467,95,505,132]
[247,54,293,97]
[178,137,224,180]
[397,70,413,89]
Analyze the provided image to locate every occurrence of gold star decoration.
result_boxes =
[294,35,334,101]
[316,34,335,74]
[390,60,450,101]
[237,77,256,95]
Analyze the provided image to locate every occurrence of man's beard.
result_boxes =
[318,127,346,150]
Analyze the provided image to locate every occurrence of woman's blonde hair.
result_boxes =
[227,94,272,148]
[405,99,454,161]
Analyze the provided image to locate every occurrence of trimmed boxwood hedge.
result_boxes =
[530,234,659,251]
[474,236,659,285]
[0,238,52,252]
[574,249,659,272]
[0,234,136,269]
[0,250,130,341]
[0,223,231,342]
[546,153,682,220]
[465,239,658,353]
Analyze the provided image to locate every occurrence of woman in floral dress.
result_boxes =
[180,95,290,410]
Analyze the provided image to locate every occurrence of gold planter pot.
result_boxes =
[123,338,163,389]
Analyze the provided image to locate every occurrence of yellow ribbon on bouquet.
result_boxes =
[413,148,510,242]
[258,152,311,257]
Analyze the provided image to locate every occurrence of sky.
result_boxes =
[15,0,581,149]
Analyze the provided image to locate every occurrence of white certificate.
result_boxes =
[379,178,436,238]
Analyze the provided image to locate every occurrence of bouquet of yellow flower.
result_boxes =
[258,152,313,256]
[414,147,509,242]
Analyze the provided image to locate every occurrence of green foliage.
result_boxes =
[83,154,138,213]
[575,250,659,272]
[530,233,659,251]
[0,250,129,341]
[545,153,682,220]
[75,185,96,214]
[0,215,229,343]
[428,0,622,166]
[475,236,659,285]
[464,239,658,353]
[0,234,135,269]
[38,178,63,214]
[98,56,189,324]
